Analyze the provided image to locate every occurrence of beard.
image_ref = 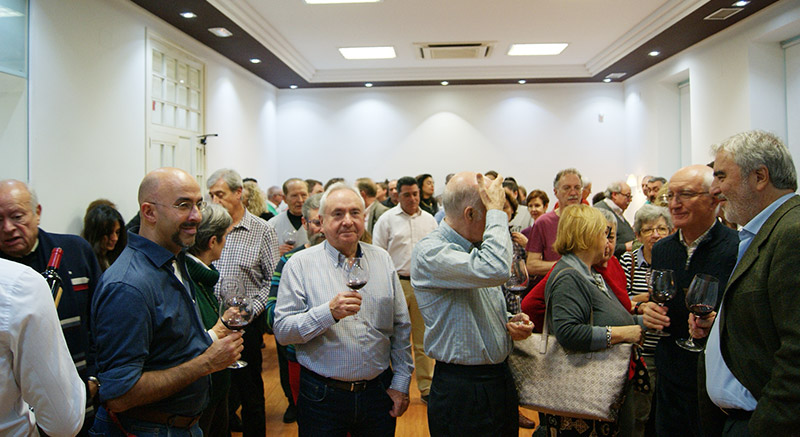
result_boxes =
[720,187,760,226]
[171,222,197,249]
[307,232,325,247]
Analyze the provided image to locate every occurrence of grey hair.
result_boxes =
[712,130,797,191]
[649,176,667,185]
[443,178,483,220]
[189,203,232,255]
[206,168,243,191]
[319,182,364,215]
[634,204,673,233]
[604,181,626,197]
[303,193,323,220]
[553,168,583,189]
[596,208,616,226]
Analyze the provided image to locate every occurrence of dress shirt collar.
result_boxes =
[323,240,364,267]
[127,231,181,269]
[438,219,474,253]
[678,221,714,249]
[634,247,649,268]
[740,193,796,239]
[603,197,624,216]
[233,209,256,231]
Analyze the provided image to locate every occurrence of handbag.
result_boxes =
[508,268,633,422]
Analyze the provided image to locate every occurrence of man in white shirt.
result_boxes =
[373,176,438,402]
[0,259,85,437]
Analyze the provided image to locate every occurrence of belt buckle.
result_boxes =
[350,381,367,392]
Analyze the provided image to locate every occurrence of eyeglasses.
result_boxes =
[639,226,670,237]
[147,200,206,213]
[614,192,632,200]
[307,219,321,227]
[605,226,613,238]
[665,191,709,203]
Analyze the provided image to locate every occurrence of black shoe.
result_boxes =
[283,404,297,423]
[229,414,243,432]
[420,394,429,405]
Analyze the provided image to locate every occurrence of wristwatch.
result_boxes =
[88,376,101,387]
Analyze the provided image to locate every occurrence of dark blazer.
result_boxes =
[717,195,800,435]
[594,201,635,258]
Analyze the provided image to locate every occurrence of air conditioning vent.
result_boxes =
[417,42,493,59]
[704,8,743,20]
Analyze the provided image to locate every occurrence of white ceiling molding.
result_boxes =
[585,0,709,75]
[309,65,592,83]
[208,0,317,80]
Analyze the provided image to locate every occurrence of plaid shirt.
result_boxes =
[213,210,279,316]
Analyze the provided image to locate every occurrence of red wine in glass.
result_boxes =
[343,257,368,320]
[648,269,675,337]
[347,279,368,291]
[677,273,719,352]
[218,278,254,368]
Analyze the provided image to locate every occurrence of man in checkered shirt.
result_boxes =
[207,168,279,437]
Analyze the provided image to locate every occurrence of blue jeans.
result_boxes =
[88,407,202,437]
[297,367,396,437]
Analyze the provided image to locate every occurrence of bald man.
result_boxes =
[91,168,243,436]
[412,172,533,436]
[641,165,738,437]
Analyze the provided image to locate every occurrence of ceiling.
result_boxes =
[131,0,781,89]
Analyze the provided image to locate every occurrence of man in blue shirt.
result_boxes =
[91,168,243,436]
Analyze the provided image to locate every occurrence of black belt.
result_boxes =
[117,406,200,428]
[720,407,753,421]
[398,275,410,280]
[302,367,384,393]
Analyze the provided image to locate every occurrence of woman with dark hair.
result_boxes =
[81,204,126,271]
[416,173,438,216]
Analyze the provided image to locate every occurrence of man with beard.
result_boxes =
[208,168,280,437]
[642,164,738,437]
[701,131,800,436]
[595,181,635,257]
[525,168,584,282]
[91,168,243,435]
[265,193,325,421]
[0,179,101,435]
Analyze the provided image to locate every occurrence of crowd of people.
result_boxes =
[1,129,798,437]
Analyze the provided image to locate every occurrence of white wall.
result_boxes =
[29,0,277,234]
[624,0,800,181]
[277,83,627,202]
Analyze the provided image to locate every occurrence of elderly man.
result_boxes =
[373,175,438,402]
[0,179,101,434]
[0,259,86,436]
[269,178,310,255]
[595,181,635,257]
[91,168,243,436]
[357,177,390,235]
[698,131,800,436]
[382,179,399,208]
[525,168,584,281]
[642,165,738,437]
[274,183,413,436]
[412,172,533,436]
[266,185,284,216]
[207,168,280,437]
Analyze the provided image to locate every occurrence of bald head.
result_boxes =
[137,168,203,254]
[667,164,718,242]
[0,179,42,257]
[443,172,482,220]
[671,165,714,191]
[138,168,198,206]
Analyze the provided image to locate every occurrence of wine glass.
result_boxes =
[343,257,368,320]
[648,269,676,337]
[218,278,254,369]
[504,257,529,311]
[284,229,298,248]
[676,274,719,352]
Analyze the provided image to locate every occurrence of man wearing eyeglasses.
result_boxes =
[207,168,280,437]
[0,179,102,436]
[595,181,635,258]
[91,168,244,436]
[641,164,738,437]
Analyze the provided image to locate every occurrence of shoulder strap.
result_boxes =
[628,253,636,294]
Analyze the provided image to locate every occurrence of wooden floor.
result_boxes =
[233,334,539,437]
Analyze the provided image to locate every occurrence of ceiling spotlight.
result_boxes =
[208,27,233,38]
[365,83,373,87]
[732,0,750,6]
[441,81,449,86]
[648,50,661,57]
[289,85,298,89]
[603,78,612,83]
[249,58,262,64]
[180,12,197,19]
[518,80,527,84]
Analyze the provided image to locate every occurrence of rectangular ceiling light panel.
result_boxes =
[339,46,396,59]
[508,43,568,56]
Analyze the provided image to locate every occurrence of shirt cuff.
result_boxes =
[207,329,219,342]
[390,372,412,394]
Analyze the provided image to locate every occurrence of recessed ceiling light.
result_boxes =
[648,50,661,57]
[339,46,396,60]
[304,0,381,3]
[732,0,749,6]
[289,85,298,89]
[603,78,612,83]
[441,81,449,86]
[508,43,568,56]
[365,83,373,87]
[249,58,262,64]
[208,27,233,38]
[180,12,197,19]
[0,6,23,17]
[518,80,527,84]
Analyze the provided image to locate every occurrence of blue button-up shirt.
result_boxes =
[411,209,513,365]
[92,232,212,416]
